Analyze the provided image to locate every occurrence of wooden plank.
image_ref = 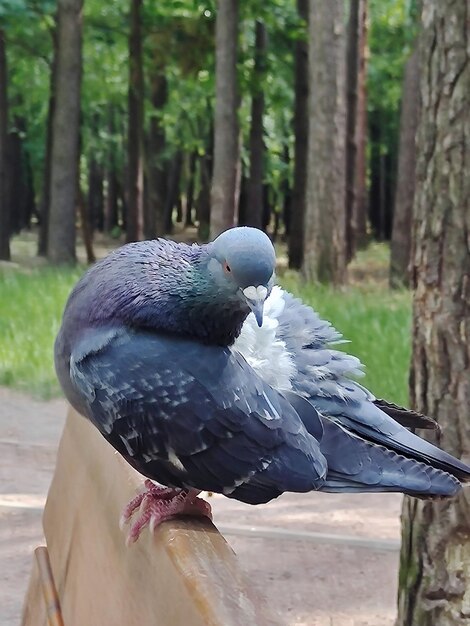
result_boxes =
[34,547,64,626]
[27,408,279,626]
[21,550,47,626]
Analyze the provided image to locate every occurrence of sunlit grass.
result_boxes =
[0,265,83,398]
[0,242,412,405]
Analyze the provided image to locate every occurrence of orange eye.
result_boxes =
[223,262,232,274]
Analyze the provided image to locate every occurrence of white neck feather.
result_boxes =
[232,286,296,391]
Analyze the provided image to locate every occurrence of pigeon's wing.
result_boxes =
[69,326,327,504]
[236,287,470,482]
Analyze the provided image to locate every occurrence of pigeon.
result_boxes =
[54,226,470,543]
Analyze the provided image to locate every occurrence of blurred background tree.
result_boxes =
[302,0,346,284]
[0,0,420,276]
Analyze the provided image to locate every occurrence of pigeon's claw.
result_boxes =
[120,479,212,544]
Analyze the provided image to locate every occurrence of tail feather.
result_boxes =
[339,412,470,483]
[319,416,461,497]
[373,399,440,432]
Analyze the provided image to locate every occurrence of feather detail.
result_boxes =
[233,286,296,391]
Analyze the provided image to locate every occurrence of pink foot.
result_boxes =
[120,480,212,544]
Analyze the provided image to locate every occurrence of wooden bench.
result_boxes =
[21,408,280,626]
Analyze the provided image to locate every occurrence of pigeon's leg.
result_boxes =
[120,480,212,544]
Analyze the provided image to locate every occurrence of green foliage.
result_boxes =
[3,0,56,192]
[368,0,419,153]
[81,0,128,165]
[238,0,299,211]
[2,0,416,235]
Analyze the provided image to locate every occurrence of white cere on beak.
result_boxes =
[243,285,268,301]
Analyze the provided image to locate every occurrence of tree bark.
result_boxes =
[104,107,118,233]
[288,0,308,269]
[77,187,95,264]
[104,168,118,233]
[281,143,292,241]
[345,0,361,262]
[126,0,144,243]
[0,29,10,261]
[244,20,267,230]
[185,150,197,226]
[197,150,212,242]
[22,145,36,230]
[163,150,182,234]
[38,31,57,257]
[302,0,347,284]
[397,2,470,624]
[209,0,239,238]
[88,156,104,233]
[47,0,83,264]
[390,47,420,289]
[8,118,35,233]
[353,0,368,249]
[146,72,168,238]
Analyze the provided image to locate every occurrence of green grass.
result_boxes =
[0,245,412,405]
[0,265,83,398]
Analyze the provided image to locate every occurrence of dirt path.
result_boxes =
[0,387,402,626]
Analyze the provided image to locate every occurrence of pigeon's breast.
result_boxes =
[232,286,296,391]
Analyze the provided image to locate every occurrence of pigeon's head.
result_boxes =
[207,227,276,327]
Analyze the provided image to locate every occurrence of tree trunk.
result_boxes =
[397,2,470,624]
[146,72,167,238]
[209,0,239,238]
[345,0,361,262]
[8,118,35,233]
[379,150,386,240]
[104,107,118,233]
[245,20,267,230]
[104,167,118,233]
[47,0,83,264]
[288,0,308,269]
[0,29,10,261]
[302,0,347,284]
[281,143,292,240]
[22,147,36,229]
[116,175,128,232]
[9,126,23,234]
[390,47,420,289]
[77,187,95,264]
[88,156,104,233]
[38,32,57,257]
[185,150,197,226]
[353,0,368,249]
[126,0,144,243]
[197,153,212,241]
[163,151,182,234]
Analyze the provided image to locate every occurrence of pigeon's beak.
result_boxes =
[242,286,268,327]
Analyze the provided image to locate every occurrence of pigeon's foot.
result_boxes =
[120,479,212,544]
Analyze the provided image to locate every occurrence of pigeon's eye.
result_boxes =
[223,262,232,274]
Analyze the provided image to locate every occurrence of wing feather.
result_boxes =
[70,327,327,500]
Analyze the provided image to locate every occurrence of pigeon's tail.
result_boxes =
[319,418,462,498]
[339,407,470,484]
